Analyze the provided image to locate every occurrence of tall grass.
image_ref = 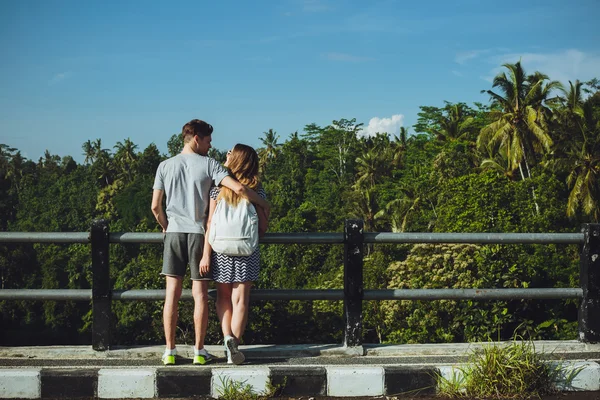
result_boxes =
[437,338,580,399]
[216,376,286,400]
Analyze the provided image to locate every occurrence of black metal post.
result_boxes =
[343,219,364,347]
[91,219,111,350]
[579,223,600,343]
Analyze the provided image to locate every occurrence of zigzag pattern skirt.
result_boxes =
[212,249,260,283]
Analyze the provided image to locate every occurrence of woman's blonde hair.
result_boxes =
[218,143,260,206]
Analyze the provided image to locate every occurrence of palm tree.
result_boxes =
[94,152,114,187]
[258,129,281,171]
[545,80,586,164]
[92,139,110,160]
[114,138,138,182]
[562,87,600,222]
[82,140,95,164]
[432,103,476,142]
[566,142,600,222]
[40,150,60,169]
[478,62,562,215]
[353,149,390,190]
[373,164,429,232]
[562,80,585,119]
[479,145,517,180]
[477,61,561,180]
[5,151,25,194]
[396,127,408,149]
[350,138,396,237]
[389,127,408,168]
[351,187,378,232]
[374,183,422,233]
[114,138,138,165]
[208,148,227,163]
[0,145,24,195]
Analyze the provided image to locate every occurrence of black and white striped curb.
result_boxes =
[1,362,599,399]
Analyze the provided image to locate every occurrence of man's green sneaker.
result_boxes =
[193,354,210,365]
[193,348,214,365]
[162,354,176,365]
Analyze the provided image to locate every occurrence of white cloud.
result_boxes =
[455,48,510,65]
[49,72,70,85]
[487,49,600,86]
[455,50,485,65]
[452,70,463,77]
[481,69,500,83]
[324,52,373,62]
[359,114,404,138]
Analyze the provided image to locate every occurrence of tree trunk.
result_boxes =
[521,148,540,215]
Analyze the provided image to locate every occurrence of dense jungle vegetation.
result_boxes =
[1,62,599,346]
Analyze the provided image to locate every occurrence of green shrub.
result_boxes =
[216,376,286,400]
[438,338,579,399]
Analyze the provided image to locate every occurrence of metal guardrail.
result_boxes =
[0,231,585,244]
[0,288,584,301]
[365,232,584,244]
[1,220,599,350]
[0,232,90,243]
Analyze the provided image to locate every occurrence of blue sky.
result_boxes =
[1,0,599,163]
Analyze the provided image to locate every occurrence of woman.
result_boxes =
[200,144,268,364]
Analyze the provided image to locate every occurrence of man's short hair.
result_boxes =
[182,119,214,143]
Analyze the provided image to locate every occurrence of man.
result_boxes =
[151,119,269,365]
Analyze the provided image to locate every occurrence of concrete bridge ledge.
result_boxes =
[1,363,600,398]
[1,341,600,398]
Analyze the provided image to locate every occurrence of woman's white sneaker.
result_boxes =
[224,336,245,365]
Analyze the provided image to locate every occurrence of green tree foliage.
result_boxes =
[383,244,502,343]
[258,129,281,173]
[477,62,560,180]
[167,133,183,157]
[435,171,568,233]
[415,102,479,143]
[382,242,577,343]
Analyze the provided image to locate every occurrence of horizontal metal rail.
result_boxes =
[252,233,345,244]
[0,232,89,244]
[363,288,583,300]
[0,289,93,301]
[0,289,344,301]
[0,288,583,301]
[0,232,584,245]
[113,289,346,301]
[365,232,584,244]
[109,232,345,244]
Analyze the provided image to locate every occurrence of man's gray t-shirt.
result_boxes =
[153,153,229,234]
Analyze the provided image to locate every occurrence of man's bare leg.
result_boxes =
[164,275,183,350]
[192,279,209,350]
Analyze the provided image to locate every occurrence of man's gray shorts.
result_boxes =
[162,232,212,280]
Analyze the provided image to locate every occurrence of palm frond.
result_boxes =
[526,107,553,152]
